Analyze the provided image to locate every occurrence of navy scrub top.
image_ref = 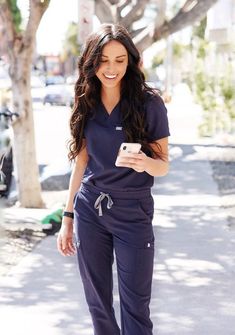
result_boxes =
[82,93,170,192]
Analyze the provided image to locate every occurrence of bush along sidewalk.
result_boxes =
[41,207,63,235]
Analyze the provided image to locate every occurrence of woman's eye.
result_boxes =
[100,60,124,64]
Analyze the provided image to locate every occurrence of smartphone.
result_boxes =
[115,142,141,166]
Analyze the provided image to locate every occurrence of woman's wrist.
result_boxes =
[61,210,74,226]
[63,210,74,219]
[62,216,73,226]
[144,156,169,177]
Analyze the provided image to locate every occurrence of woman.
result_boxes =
[57,23,170,335]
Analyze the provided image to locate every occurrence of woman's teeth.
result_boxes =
[104,74,117,79]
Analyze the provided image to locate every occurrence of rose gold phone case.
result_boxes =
[115,143,141,166]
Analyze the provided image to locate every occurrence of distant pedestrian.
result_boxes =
[57,23,170,335]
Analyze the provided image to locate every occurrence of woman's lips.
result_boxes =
[104,74,117,79]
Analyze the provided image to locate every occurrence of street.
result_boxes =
[33,103,71,167]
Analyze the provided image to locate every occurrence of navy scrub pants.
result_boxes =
[73,183,155,335]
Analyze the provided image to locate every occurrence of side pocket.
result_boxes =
[138,196,154,221]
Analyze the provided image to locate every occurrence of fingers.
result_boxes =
[67,238,77,254]
[116,157,140,166]
[116,155,146,171]
[57,234,76,257]
[126,152,144,160]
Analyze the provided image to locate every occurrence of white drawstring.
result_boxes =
[94,192,114,216]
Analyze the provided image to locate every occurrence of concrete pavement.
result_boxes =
[152,143,235,334]
[1,90,235,334]
[1,143,235,334]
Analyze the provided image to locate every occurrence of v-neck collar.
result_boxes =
[100,100,120,117]
[96,100,122,126]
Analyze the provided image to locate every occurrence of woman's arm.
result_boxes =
[144,137,169,177]
[57,140,88,257]
[115,137,169,177]
[63,141,88,216]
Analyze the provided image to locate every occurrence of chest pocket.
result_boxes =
[85,119,126,168]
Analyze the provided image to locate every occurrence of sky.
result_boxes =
[16,0,193,55]
[16,0,165,63]
[18,0,79,55]
[16,0,196,66]
[37,0,79,55]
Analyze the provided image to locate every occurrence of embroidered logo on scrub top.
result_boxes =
[116,126,123,130]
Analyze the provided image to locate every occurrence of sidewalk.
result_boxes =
[1,91,235,335]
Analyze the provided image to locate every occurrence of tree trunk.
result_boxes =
[10,50,44,208]
[121,0,149,30]
[0,0,50,208]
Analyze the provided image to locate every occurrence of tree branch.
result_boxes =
[154,0,218,40]
[120,0,149,28]
[95,0,114,23]
[134,0,219,53]
[0,0,18,57]
[133,23,155,52]
[130,27,147,39]
[24,0,50,49]
[155,0,167,28]
[117,0,132,13]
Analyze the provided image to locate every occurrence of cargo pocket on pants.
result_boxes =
[133,242,155,299]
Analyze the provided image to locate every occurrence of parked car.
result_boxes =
[31,75,46,103]
[45,75,65,86]
[43,84,74,107]
[0,64,11,90]
[0,106,14,197]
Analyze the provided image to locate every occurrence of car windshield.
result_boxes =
[46,76,65,85]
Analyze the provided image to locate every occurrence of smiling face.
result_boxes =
[96,40,128,91]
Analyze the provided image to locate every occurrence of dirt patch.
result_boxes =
[0,226,46,276]
[0,190,67,276]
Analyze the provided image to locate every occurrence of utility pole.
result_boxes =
[78,0,95,46]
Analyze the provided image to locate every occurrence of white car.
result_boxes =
[0,64,11,90]
[31,76,46,103]
[43,84,74,107]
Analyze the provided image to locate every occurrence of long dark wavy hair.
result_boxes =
[68,23,166,161]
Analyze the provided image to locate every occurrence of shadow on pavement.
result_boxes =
[0,143,235,335]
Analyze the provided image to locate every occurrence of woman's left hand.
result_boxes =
[115,151,149,173]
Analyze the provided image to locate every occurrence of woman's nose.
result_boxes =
[106,62,116,73]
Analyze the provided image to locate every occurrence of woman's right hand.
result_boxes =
[57,219,76,256]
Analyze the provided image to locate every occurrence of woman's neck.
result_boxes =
[101,87,121,114]
[101,87,120,105]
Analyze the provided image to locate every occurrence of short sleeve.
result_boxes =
[145,94,170,142]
